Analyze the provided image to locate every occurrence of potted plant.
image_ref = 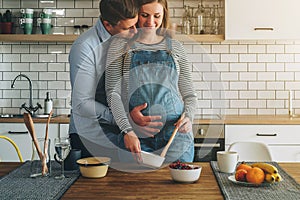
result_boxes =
[0,10,13,34]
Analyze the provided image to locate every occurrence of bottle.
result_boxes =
[213,5,220,34]
[207,7,214,34]
[184,20,191,35]
[181,5,188,34]
[188,7,195,34]
[182,5,191,35]
[194,2,205,34]
[44,92,53,114]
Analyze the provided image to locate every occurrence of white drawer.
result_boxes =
[0,123,58,161]
[225,125,300,145]
[59,124,69,138]
[270,146,300,162]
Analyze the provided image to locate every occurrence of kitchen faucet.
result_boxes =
[11,74,42,116]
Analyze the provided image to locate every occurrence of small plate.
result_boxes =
[228,175,273,187]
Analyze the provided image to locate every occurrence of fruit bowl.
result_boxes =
[233,162,282,186]
[76,157,111,178]
[228,175,274,187]
[169,162,202,183]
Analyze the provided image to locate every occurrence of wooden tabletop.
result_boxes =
[1,162,300,200]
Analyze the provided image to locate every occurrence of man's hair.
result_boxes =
[100,0,139,26]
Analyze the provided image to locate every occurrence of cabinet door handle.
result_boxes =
[256,133,277,136]
[254,27,274,31]
[194,143,221,148]
[8,131,28,134]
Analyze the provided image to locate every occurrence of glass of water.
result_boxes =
[54,137,70,179]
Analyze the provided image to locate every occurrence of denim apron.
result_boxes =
[127,38,194,162]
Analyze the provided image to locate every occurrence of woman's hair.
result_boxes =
[137,0,170,30]
[100,0,139,26]
[124,0,171,51]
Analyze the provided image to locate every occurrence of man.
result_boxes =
[69,0,162,161]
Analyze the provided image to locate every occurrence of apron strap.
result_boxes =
[165,36,173,55]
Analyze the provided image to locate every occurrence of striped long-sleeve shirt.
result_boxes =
[105,36,197,133]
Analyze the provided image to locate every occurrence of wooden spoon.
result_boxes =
[160,112,186,158]
[23,113,48,175]
[42,110,53,175]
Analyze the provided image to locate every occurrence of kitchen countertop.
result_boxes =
[1,114,300,125]
[194,115,300,125]
[1,162,299,200]
[0,114,70,124]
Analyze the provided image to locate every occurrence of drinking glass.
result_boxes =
[54,137,70,179]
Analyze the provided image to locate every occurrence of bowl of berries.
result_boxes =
[168,161,202,183]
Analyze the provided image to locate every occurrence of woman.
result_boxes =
[106,0,197,163]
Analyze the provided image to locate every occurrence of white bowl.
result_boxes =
[140,151,165,168]
[169,164,202,183]
[76,157,110,178]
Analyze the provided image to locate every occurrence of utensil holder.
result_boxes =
[30,138,51,178]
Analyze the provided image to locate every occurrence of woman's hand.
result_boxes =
[174,116,192,133]
[123,131,141,153]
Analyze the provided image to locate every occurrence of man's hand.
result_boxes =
[129,103,163,137]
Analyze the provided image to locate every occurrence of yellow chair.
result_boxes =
[0,135,24,162]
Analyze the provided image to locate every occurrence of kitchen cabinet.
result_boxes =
[225,125,300,162]
[0,123,60,161]
[225,0,300,40]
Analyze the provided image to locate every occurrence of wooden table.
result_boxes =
[1,162,300,200]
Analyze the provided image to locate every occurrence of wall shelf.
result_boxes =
[0,34,78,43]
[0,34,224,43]
[175,34,224,43]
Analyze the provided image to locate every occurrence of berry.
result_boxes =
[169,160,197,170]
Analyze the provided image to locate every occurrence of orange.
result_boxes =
[246,167,265,184]
[235,169,247,182]
[236,162,252,172]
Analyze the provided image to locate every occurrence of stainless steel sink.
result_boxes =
[0,114,57,118]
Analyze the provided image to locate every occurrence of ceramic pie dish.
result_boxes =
[76,157,111,178]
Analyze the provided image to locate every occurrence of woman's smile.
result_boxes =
[138,1,164,30]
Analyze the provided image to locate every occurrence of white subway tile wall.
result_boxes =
[0,0,300,116]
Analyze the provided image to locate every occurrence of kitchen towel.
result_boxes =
[211,161,300,200]
[0,161,80,200]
